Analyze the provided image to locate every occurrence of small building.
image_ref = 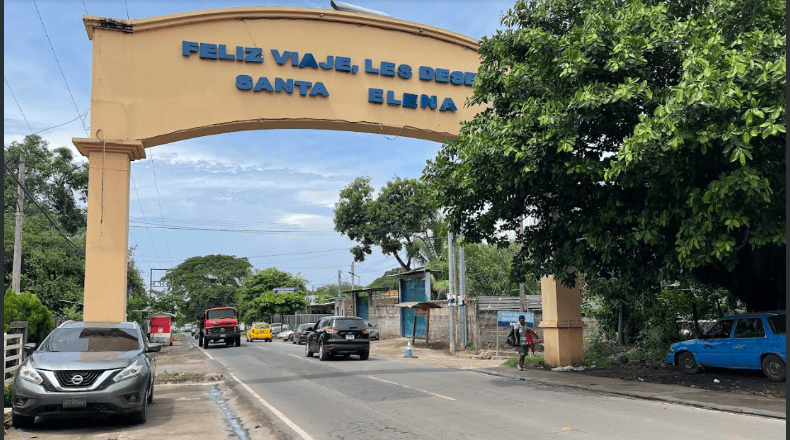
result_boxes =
[149,312,176,346]
[391,268,440,338]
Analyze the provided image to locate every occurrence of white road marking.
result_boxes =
[288,354,310,361]
[368,376,456,401]
[229,372,315,440]
[257,346,268,350]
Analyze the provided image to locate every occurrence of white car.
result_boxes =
[277,330,294,341]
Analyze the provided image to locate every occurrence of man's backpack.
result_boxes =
[506,327,517,347]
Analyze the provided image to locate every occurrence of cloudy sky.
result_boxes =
[4,0,513,292]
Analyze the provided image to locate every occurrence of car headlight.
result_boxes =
[19,363,43,385]
[113,359,144,383]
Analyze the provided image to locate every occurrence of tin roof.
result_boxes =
[389,268,441,280]
[397,301,442,310]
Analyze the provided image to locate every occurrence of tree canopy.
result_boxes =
[424,0,785,311]
[334,176,437,271]
[164,254,253,320]
[235,267,307,323]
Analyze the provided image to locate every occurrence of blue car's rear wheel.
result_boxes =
[677,351,700,374]
[762,354,786,382]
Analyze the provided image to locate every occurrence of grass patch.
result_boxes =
[155,372,205,384]
[172,332,186,340]
[502,356,518,367]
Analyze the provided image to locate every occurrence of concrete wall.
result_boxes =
[365,297,599,351]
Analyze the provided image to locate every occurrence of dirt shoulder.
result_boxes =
[371,338,786,400]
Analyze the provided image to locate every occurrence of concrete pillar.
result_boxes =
[74,138,146,322]
[539,272,584,366]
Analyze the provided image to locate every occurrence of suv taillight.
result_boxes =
[361,328,369,334]
[326,328,338,334]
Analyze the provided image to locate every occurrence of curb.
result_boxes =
[461,367,786,420]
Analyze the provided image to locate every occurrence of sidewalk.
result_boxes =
[370,338,786,420]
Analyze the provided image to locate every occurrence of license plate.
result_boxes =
[220,328,225,332]
[345,334,355,340]
[63,398,86,408]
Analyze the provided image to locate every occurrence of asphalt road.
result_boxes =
[201,339,785,440]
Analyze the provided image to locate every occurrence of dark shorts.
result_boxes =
[517,345,531,356]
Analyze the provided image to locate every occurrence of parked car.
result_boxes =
[12,321,160,428]
[291,323,315,345]
[363,320,380,340]
[304,316,370,361]
[246,322,272,342]
[667,311,786,381]
[270,323,288,335]
[277,329,294,341]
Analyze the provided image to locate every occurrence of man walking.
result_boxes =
[515,315,538,371]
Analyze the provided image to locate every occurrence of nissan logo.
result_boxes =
[71,375,84,385]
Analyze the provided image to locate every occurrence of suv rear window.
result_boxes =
[768,315,786,334]
[46,327,141,352]
[332,318,365,330]
[254,324,269,329]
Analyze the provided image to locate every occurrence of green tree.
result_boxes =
[235,267,307,323]
[334,177,437,271]
[366,268,406,291]
[243,291,308,324]
[464,242,540,297]
[312,281,354,303]
[164,254,253,320]
[4,288,55,343]
[424,0,785,312]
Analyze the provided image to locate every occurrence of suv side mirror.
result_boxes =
[23,343,36,353]
[147,343,162,352]
[307,326,313,331]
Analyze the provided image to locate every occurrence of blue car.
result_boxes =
[667,311,786,381]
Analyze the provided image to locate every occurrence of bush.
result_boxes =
[465,341,476,351]
[582,329,616,367]
[4,287,55,343]
[4,372,14,407]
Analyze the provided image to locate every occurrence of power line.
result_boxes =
[123,0,130,19]
[4,77,33,133]
[128,223,340,235]
[248,248,349,258]
[32,0,89,136]
[130,175,162,262]
[3,161,85,255]
[147,149,173,263]
[82,0,88,14]
[32,110,90,136]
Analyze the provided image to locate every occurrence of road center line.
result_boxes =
[368,375,456,401]
[256,346,268,350]
[229,373,315,440]
[288,353,311,361]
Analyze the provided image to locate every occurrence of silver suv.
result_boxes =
[12,321,160,428]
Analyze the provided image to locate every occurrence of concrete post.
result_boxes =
[12,159,25,294]
[538,271,584,366]
[73,138,145,322]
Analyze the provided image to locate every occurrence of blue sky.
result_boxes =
[4,0,513,292]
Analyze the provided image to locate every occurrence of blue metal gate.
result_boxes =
[400,278,427,338]
[357,295,369,320]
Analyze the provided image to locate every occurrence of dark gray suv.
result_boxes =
[12,321,160,428]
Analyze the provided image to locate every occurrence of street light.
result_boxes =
[330,1,390,17]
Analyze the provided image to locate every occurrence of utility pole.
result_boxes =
[12,159,25,294]
[458,233,467,348]
[350,262,356,317]
[518,218,525,310]
[448,232,456,353]
[337,269,342,316]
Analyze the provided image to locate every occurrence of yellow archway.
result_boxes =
[74,7,583,366]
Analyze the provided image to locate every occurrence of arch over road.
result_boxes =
[74,7,582,366]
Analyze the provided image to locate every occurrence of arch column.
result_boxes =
[74,138,146,322]
[539,271,584,366]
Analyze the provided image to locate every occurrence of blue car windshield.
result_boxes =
[45,327,141,352]
[768,315,786,334]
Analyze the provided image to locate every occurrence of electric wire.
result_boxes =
[32,110,90,136]
[4,77,33,134]
[130,175,162,262]
[147,149,173,264]
[3,161,85,255]
[32,0,89,136]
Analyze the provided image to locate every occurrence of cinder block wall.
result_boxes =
[366,297,598,349]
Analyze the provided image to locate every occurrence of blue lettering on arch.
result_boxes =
[254,77,274,92]
[235,75,253,90]
[439,97,457,112]
[299,53,319,69]
[402,93,418,108]
[419,66,435,81]
[271,50,290,65]
[182,41,199,57]
[420,94,437,109]
[310,82,329,97]
[275,78,294,93]
[199,43,218,59]
[368,88,384,103]
[294,80,311,95]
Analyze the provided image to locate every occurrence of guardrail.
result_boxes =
[4,333,24,385]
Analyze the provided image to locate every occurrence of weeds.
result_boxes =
[502,355,544,367]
